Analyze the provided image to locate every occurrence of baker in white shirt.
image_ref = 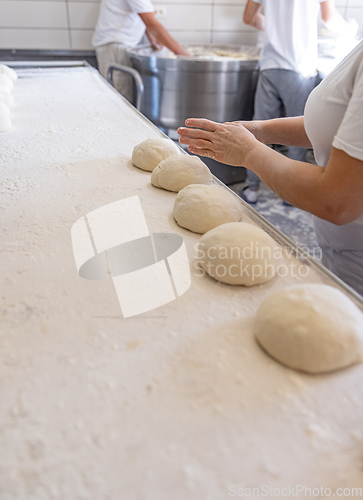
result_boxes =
[177,40,363,295]
[241,0,351,204]
[93,0,189,102]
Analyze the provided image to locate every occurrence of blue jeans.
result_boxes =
[247,69,317,191]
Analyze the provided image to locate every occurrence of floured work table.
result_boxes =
[1,62,363,499]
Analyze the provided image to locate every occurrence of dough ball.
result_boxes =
[254,284,363,373]
[0,113,12,132]
[198,222,278,286]
[0,90,14,107]
[0,102,10,116]
[132,138,181,171]
[0,84,10,95]
[0,74,13,92]
[174,184,242,234]
[151,155,212,192]
[0,64,18,82]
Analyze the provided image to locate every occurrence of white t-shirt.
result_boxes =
[304,40,363,294]
[92,0,154,48]
[253,0,324,77]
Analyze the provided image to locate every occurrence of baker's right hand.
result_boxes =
[176,48,191,57]
[177,118,259,166]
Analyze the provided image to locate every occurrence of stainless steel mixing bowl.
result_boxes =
[124,45,260,130]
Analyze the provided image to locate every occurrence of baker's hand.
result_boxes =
[176,48,192,57]
[177,118,258,166]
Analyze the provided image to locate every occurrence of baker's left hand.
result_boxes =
[177,118,257,166]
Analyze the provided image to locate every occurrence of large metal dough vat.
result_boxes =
[106,45,259,184]
[124,45,259,131]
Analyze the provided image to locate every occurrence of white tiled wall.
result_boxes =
[0,0,362,50]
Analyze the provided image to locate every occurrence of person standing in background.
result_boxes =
[241,0,354,204]
[93,0,189,104]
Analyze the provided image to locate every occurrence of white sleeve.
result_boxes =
[127,0,154,14]
[333,57,363,162]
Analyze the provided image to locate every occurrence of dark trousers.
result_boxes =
[247,68,317,191]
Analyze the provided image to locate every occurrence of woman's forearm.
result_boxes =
[178,118,363,225]
[243,140,326,214]
[178,118,322,214]
[139,13,190,56]
[250,116,313,148]
[242,141,363,225]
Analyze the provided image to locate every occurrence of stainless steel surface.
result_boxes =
[0,50,98,68]
[126,45,259,131]
[0,60,90,68]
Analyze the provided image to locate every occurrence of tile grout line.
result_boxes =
[65,0,73,49]
[210,0,214,43]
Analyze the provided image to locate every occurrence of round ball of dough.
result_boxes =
[132,138,181,171]
[0,113,12,132]
[0,84,10,95]
[0,90,14,107]
[254,284,363,373]
[174,184,242,233]
[0,74,13,92]
[198,222,278,286]
[0,64,18,82]
[151,155,212,192]
[0,102,10,116]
